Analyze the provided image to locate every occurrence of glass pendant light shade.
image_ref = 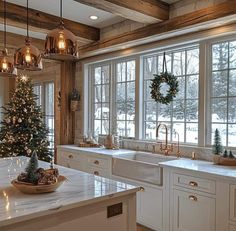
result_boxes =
[14,0,42,71]
[44,22,78,60]
[0,48,17,77]
[14,37,43,71]
[0,0,17,77]
[44,0,78,61]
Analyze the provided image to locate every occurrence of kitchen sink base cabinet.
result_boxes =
[162,166,230,231]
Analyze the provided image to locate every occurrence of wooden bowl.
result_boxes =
[11,175,67,194]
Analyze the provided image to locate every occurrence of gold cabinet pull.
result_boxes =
[189,181,198,187]
[94,160,99,165]
[68,154,73,159]
[189,195,198,201]
[140,187,145,192]
[94,171,99,176]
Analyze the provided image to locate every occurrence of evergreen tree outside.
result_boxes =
[212,128,223,155]
[0,75,52,162]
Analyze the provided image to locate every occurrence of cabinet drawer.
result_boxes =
[59,151,80,161]
[173,173,216,194]
[87,156,110,170]
[87,166,111,178]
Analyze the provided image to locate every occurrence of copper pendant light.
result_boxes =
[14,0,42,71]
[0,0,17,77]
[44,0,78,61]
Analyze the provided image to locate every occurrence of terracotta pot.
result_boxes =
[71,100,79,111]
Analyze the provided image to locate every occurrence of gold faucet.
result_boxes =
[156,123,172,155]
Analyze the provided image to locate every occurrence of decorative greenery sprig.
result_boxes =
[150,72,179,105]
[70,88,80,101]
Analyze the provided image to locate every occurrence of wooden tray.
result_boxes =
[218,157,236,166]
[213,155,236,166]
[11,175,67,194]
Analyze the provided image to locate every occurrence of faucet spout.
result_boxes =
[156,123,168,148]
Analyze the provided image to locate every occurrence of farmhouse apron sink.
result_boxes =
[112,152,177,186]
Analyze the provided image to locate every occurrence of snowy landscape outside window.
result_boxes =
[143,46,199,143]
[33,82,55,152]
[209,40,236,147]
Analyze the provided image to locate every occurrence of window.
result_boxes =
[90,60,136,138]
[92,64,111,136]
[33,82,55,151]
[209,40,236,147]
[116,60,136,137]
[143,46,199,143]
[87,35,236,148]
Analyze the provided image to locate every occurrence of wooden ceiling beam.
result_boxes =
[0,2,100,42]
[74,0,169,24]
[79,1,236,57]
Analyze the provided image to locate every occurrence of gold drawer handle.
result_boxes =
[94,171,99,176]
[189,181,198,187]
[189,195,198,201]
[94,160,99,165]
[140,187,145,192]
[68,154,73,159]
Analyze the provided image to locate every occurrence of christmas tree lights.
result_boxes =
[0,75,52,161]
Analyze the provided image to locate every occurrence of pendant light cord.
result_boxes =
[27,0,29,38]
[60,0,63,23]
[4,0,6,49]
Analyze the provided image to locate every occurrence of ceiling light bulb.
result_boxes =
[58,32,66,50]
[2,58,8,70]
[25,47,31,63]
[89,15,98,20]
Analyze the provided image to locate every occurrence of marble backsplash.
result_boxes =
[121,139,215,162]
[74,135,235,162]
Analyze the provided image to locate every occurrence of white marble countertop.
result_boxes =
[0,157,139,227]
[159,158,236,180]
[57,145,136,157]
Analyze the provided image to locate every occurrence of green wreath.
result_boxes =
[150,72,179,105]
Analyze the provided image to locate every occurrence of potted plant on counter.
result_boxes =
[70,88,80,112]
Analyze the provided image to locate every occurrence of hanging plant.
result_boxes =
[69,88,80,112]
[150,52,179,105]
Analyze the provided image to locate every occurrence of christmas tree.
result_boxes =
[212,129,223,155]
[0,75,52,162]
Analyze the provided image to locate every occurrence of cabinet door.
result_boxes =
[229,225,236,231]
[138,186,163,231]
[173,189,215,231]
[230,185,236,222]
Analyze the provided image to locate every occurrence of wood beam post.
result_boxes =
[79,1,236,57]
[0,2,100,42]
[75,0,169,24]
[60,62,76,145]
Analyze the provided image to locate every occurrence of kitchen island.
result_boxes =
[0,157,139,231]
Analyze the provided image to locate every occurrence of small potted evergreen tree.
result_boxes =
[70,88,80,111]
[212,129,223,164]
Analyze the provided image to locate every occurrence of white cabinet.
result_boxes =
[57,149,112,178]
[230,185,236,223]
[172,189,215,231]
[112,175,163,231]
[137,185,163,231]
